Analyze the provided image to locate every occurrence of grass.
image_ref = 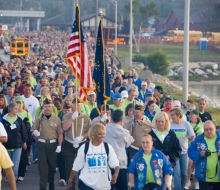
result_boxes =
[153,81,220,126]
[117,44,220,71]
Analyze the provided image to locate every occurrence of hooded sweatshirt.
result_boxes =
[104,123,132,168]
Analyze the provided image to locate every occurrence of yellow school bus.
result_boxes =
[10,38,30,59]
[163,30,203,43]
[204,32,220,43]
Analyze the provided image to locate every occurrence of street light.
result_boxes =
[129,0,133,68]
[182,0,190,104]
[25,0,41,31]
[109,0,117,56]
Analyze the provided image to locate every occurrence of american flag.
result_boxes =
[66,4,93,102]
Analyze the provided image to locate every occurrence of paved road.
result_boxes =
[0,49,10,63]
[2,160,68,190]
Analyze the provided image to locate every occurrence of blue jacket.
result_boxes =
[188,131,220,182]
[128,149,173,190]
[138,89,151,103]
[133,78,142,90]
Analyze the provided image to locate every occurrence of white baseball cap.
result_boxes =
[141,81,147,86]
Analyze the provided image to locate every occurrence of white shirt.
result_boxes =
[147,83,155,92]
[22,95,40,122]
[0,122,7,137]
[73,142,119,190]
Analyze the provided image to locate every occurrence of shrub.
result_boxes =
[147,49,170,75]
[132,55,148,65]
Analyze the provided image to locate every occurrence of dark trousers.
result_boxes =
[111,168,128,190]
[78,180,94,190]
[38,142,57,189]
[128,147,139,165]
[18,148,28,177]
[199,180,220,190]
[57,152,66,180]
[61,140,81,189]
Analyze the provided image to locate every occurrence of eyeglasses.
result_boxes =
[204,128,214,131]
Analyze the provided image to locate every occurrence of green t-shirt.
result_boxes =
[17,111,33,124]
[123,98,139,109]
[86,101,97,112]
[81,104,91,116]
[110,104,126,116]
[156,130,167,143]
[30,77,37,88]
[204,135,218,182]
[143,154,155,184]
[191,121,204,136]
[7,115,15,125]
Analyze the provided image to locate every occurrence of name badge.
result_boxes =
[10,124,16,130]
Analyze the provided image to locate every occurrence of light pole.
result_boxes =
[182,0,190,104]
[109,0,117,56]
[95,0,99,37]
[129,0,133,68]
[26,0,41,31]
[20,0,23,31]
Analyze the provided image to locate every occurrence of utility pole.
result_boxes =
[129,0,133,68]
[182,0,190,104]
[115,0,117,55]
[95,0,98,37]
[20,0,23,31]
[73,0,75,23]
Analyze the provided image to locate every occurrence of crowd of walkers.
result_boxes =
[0,30,219,190]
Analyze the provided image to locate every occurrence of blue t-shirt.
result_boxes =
[144,110,156,122]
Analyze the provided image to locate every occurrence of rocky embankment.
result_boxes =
[168,62,220,78]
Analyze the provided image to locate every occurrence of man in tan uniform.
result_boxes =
[61,98,91,188]
[125,104,154,162]
[32,98,63,190]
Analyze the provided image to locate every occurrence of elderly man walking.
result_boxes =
[188,120,220,190]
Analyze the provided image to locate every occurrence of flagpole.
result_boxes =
[75,0,79,128]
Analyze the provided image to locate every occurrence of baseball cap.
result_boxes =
[146,91,153,96]
[141,81,147,86]
[165,95,174,101]
[155,86,163,92]
[173,100,181,107]
[190,109,199,115]
[122,79,128,83]
[26,70,31,74]
[121,90,128,98]
[15,96,23,103]
[88,91,96,96]
[43,70,48,73]
[51,93,58,98]
[112,92,122,100]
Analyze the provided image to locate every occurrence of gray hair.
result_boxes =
[8,102,18,112]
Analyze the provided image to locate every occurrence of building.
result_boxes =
[155,9,202,36]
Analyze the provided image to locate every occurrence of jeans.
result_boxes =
[173,153,188,190]
[111,168,128,190]
[199,180,220,190]
[32,140,38,160]
[78,180,94,190]
[7,147,22,179]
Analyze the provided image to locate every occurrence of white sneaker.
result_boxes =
[184,180,191,189]
[33,158,38,163]
[194,182,199,190]
[59,179,66,186]
[17,177,24,181]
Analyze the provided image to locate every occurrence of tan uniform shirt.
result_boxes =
[125,120,152,148]
[33,115,63,140]
[62,113,91,141]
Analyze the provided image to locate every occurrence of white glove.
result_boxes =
[72,111,79,120]
[55,146,61,153]
[130,135,135,143]
[101,113,108,122]
[73,136,83,144]
[33,130,40,137]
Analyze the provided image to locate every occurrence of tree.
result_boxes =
[124,0,160,53]
[146,49,169,75]
[192,0,220,31]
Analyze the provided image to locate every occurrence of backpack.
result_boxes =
[83,141,109,161]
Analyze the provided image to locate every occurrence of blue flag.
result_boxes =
[92,18,111,114]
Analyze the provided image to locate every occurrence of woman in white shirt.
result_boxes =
[0,122,7,143]
[67,123,120,190]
